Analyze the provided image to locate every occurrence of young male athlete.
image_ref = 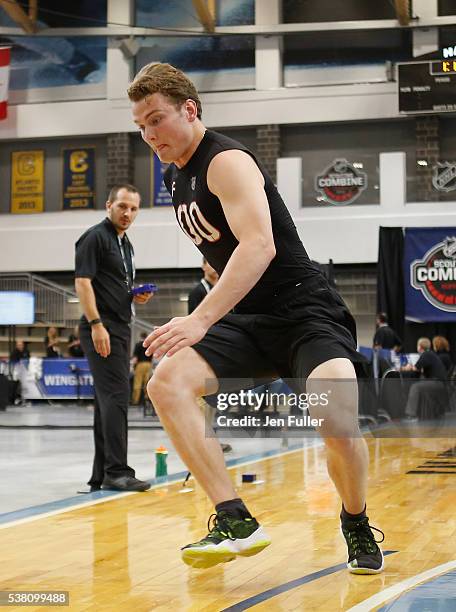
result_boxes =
[128,63,384,573]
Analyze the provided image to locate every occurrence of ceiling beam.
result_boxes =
[28,0,38,25]
[0,0,37,33]
[207,0,216,20]
[394,0,410,26]
[2,16,456,38]
[192,0,215,33]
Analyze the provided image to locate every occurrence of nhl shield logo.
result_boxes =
[315,158,367,205]
[432,162,456,192]
[411,236,456,312]
[443,236,456,258]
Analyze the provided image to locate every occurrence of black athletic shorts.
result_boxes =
[192,275,366,394]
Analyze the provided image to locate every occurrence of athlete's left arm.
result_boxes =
[144,150,275,358]
[195,149,276,316]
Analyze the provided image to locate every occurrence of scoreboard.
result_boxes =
[398,60,456,114]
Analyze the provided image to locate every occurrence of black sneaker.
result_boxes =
[101,476,151,492]
[341,516,384,574]
[181,511,271,569]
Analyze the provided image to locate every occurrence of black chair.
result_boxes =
[357,361,379,425]
[378,369,404,421]
[416,381,448,420]
[447,365,456,413]
[0,373,9,411]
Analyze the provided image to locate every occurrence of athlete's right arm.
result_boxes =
[191,149,276,327]
[142,149,276,359]
[75,278,110,358]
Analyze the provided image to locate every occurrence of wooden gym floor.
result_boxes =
[2,434,456,611]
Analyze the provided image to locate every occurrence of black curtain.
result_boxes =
[404,321,456,360]
[312,258,336,287]
[376,227,405,341]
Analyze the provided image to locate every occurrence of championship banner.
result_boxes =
[404,227,456,322]
[11,150,45,214]
[62,147,95,209]
[0,47,11,120]
[151,152,173,206]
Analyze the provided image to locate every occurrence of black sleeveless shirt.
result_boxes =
[164,130,321,313]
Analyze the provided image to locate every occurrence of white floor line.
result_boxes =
[0,442,316,530]
[346,560,456,612]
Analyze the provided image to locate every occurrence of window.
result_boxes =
[283,0,396,22]
[407,117,456,202]
[135,0,255,93]
[282,121,415,207]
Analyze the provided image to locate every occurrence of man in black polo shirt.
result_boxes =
[75,184,153,492]
[373,313,402,351]
[403,337,448,420]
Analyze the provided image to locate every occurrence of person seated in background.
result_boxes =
[432,336,453,374]
[68,326,84,358]
[373,312,402,351]
[188,257,219,313]
[44,326,60,358]
[9,340,30,363]
[8,340,29,405]
[402,337,448,420]
[131,332,152,405]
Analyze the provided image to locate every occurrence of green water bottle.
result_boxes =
[155,445,168,478]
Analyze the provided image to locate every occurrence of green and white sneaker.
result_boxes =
[341,516,385,574]
[181,511,271,569]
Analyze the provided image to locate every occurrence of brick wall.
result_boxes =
[107,132,134,189]
[415,116,440,202]
[257,124,280,183]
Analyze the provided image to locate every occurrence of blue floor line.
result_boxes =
[0,442,308,525]
[0,470,188,525]
[222,551,398,612]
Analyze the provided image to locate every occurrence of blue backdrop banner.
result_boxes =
[404,227,456,322]
[40,359,94,398]
[151,152,173,206]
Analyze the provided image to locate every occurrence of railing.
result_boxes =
[0,272,152,340]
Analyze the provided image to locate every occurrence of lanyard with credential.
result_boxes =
[117,234,135,291]
[201,279,211,295]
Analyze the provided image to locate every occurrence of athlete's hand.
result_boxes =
[91,323,111,358]
[143,315,208,358]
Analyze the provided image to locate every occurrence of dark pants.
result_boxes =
[80,320,134,486]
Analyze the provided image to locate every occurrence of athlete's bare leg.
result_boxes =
[147,347,237,505]
[307,358,368,514]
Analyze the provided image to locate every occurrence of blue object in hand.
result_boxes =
[132,283,157,295]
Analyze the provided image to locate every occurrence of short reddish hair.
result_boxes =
[433,335,450,352]
[127,63,202,119]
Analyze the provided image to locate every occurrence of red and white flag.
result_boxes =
[0,47,11,121]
